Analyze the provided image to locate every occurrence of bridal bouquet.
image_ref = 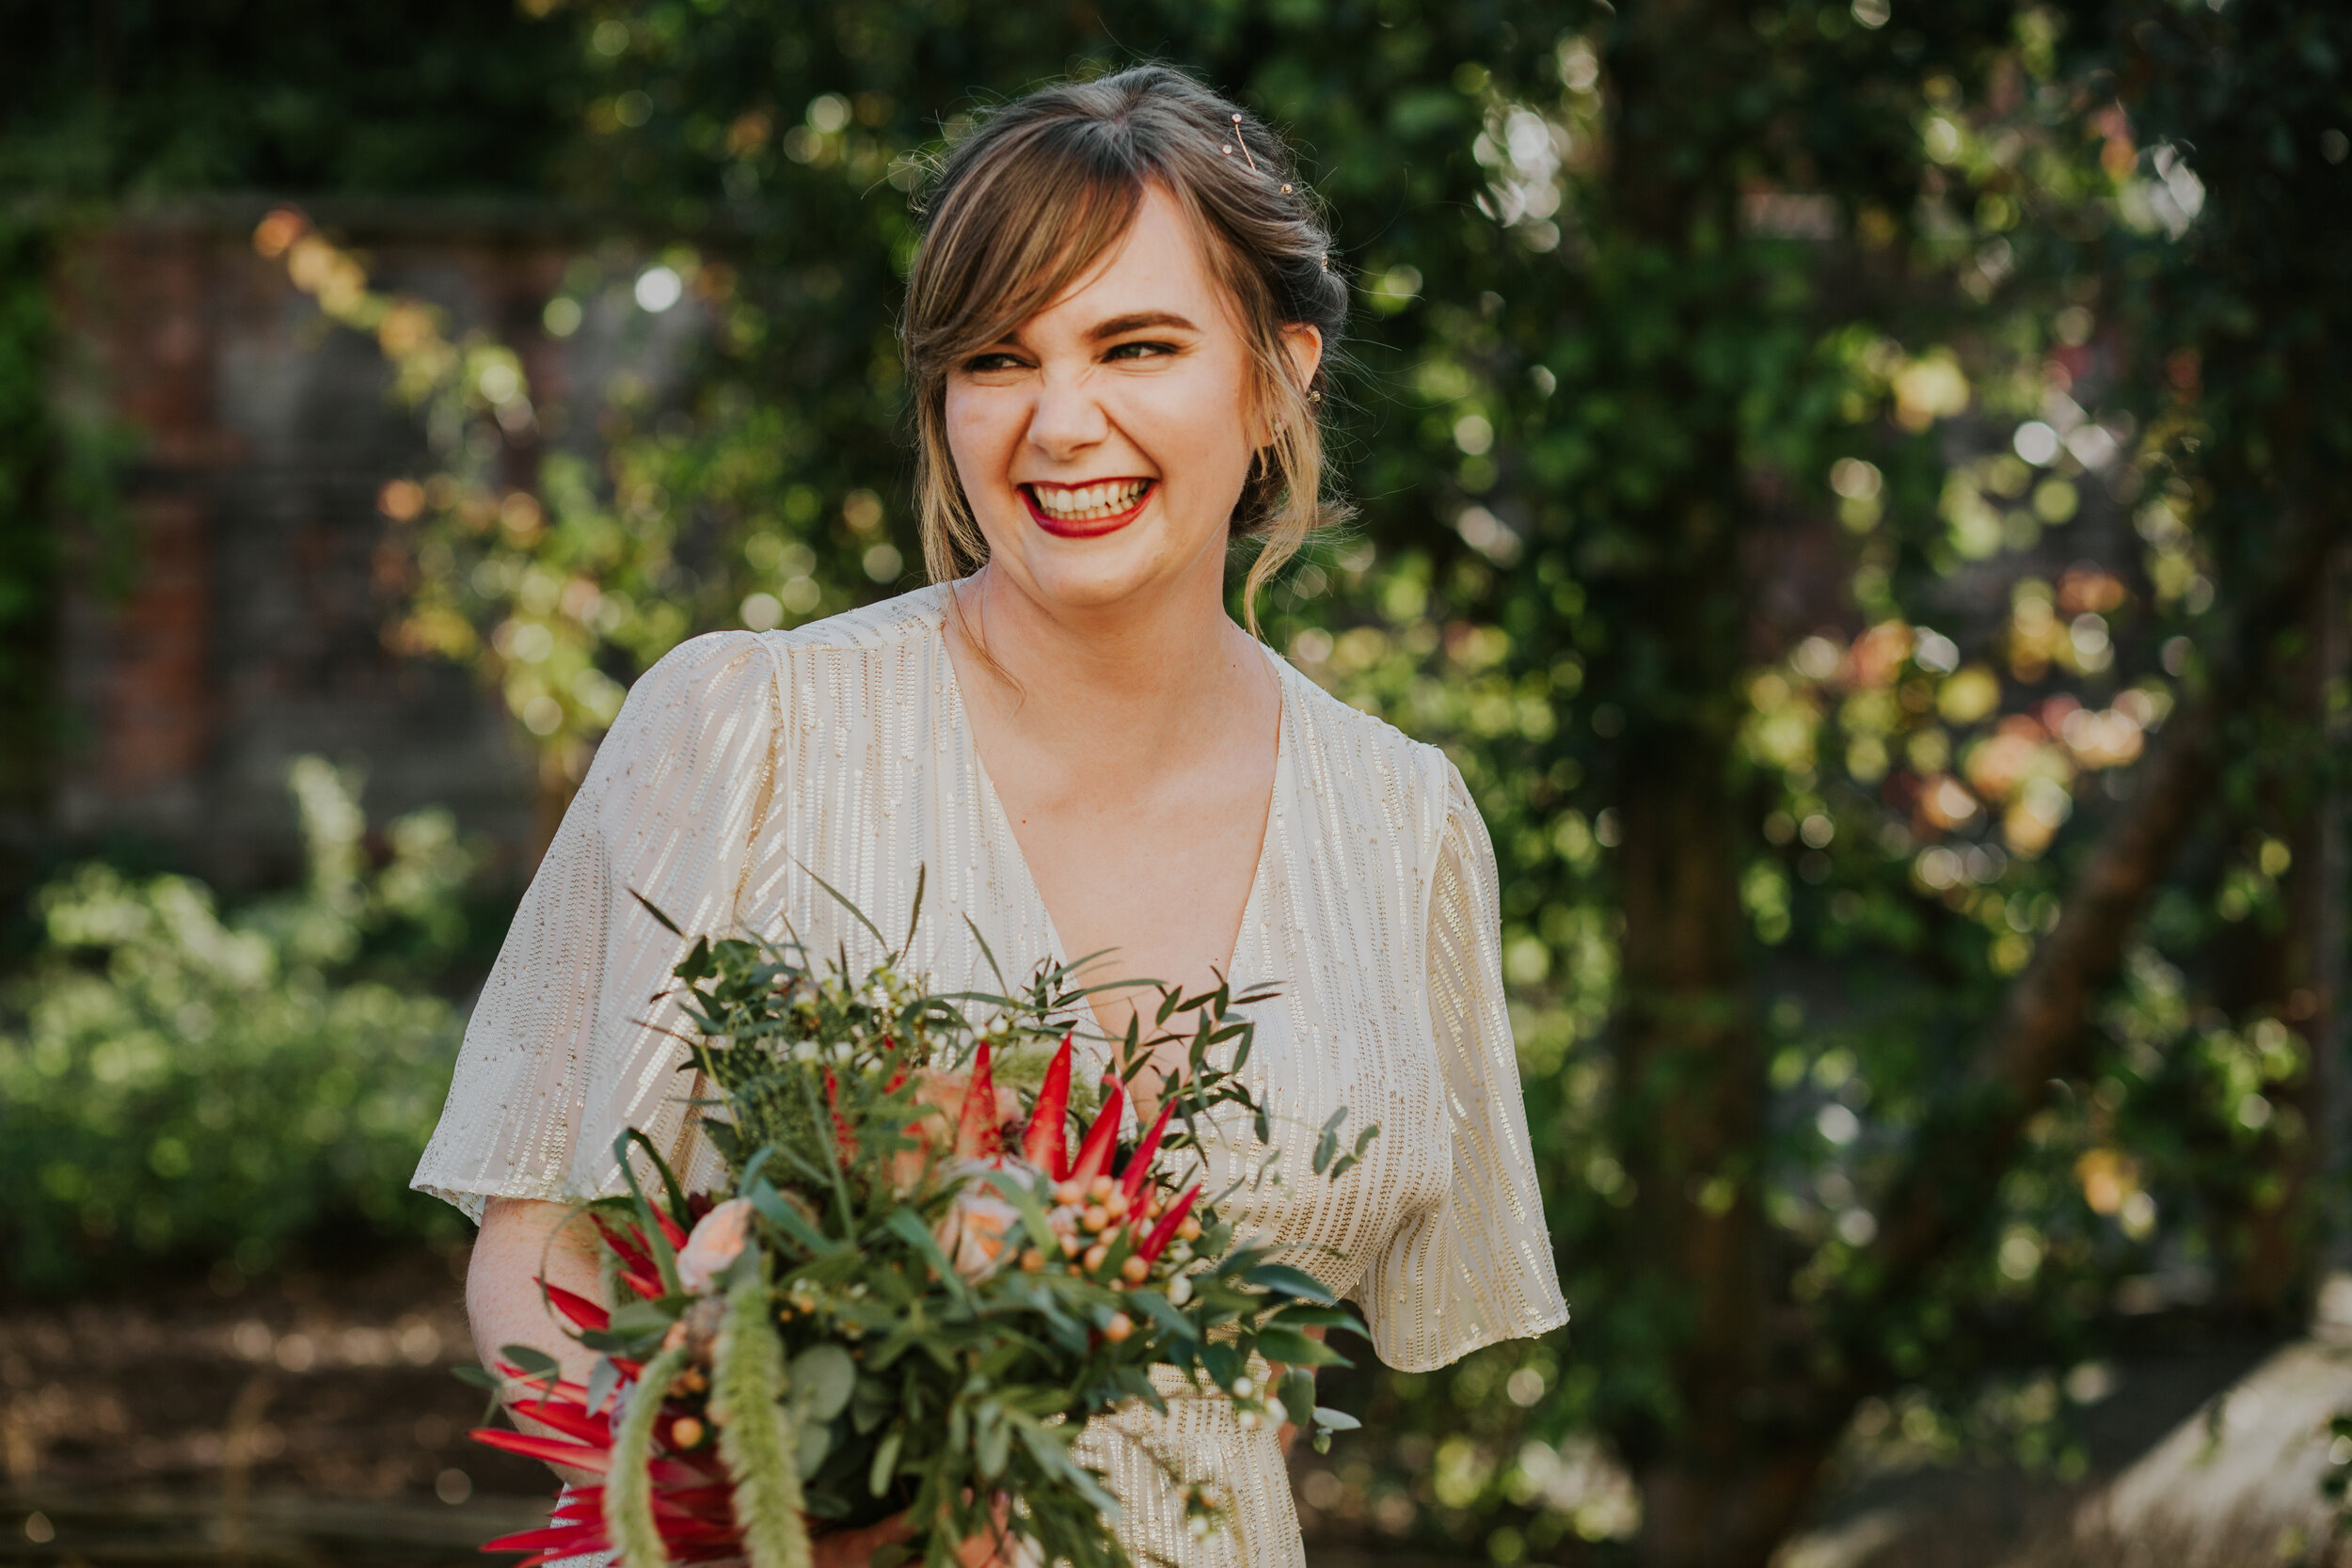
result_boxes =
[466,884,1375,1568]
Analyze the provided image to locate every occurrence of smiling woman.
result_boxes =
[424,62,1564,1568]
[902,65,1348,626]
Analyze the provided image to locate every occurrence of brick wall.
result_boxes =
[40,200,625,890]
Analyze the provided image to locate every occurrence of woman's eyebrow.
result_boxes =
[1088,310,1200,340]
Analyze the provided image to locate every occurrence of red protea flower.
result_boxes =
[474,1362,744,1565]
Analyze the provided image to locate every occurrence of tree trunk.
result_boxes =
[2235,544,2350,1315]
[1865,504,2349,1335]
[1608,499,1774,1567]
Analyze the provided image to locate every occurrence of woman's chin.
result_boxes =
[990,528,1212,615]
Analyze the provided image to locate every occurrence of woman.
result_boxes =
[416,64,1567,1568]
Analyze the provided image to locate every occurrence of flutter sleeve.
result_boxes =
[1355,761,1569,1372]
[411,631,782,1221]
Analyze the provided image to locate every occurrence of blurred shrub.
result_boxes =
[0,758,473,1294]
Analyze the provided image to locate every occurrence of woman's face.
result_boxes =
[944,183,1319,618]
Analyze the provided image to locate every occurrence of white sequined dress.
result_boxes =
[413,582,1568,1567]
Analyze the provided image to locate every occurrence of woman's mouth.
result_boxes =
[1021,478,1155,538]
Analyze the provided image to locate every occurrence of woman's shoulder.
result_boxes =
[622,585,949,706]
[1273,656,1460,829]
[765,581,953,657]
[595,585,949,779]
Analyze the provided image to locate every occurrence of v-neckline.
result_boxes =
[931,593,1289,1102]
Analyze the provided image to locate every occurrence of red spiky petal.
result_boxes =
[481,1522,612,1553]
[594,1214,655,1275]
[542,1281,610,1332]
[1022,1032,1074,1179]
[1137,1183,1200,1263]
[955,1042,1002,1159]
[469,1427,612,1473]
[1067,1075,1125,1186]
[510,1398,612,1446]
[491,1364,589,1401]
[1119,1091,1176,1205]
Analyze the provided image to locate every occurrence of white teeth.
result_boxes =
[1031,480,1148,520]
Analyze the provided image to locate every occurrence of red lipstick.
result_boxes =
[1021,480,1156,539]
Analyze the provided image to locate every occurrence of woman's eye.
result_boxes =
[964,352,1025,373]
[1105,341,1178,361]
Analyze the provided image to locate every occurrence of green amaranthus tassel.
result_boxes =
[713,1274,812,1568]
[606,1342,691,1568]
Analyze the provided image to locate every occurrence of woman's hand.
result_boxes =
[810,1514,911,1568]
[809,1504,1022,1567]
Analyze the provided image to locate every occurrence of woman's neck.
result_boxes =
[948,559,1268,772]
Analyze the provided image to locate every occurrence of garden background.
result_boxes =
[2,2,2349,1565]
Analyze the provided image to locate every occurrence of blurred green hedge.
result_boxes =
[0,759,474,1294]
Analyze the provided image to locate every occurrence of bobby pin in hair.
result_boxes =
[1231,113,1259,172]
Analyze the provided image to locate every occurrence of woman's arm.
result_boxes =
[468,1198,605,1482]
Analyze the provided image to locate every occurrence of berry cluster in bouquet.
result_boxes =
[466,882,1376,1568]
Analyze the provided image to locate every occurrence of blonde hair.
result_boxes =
[900,65,1348,634]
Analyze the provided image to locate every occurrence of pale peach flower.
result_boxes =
[892,1070,1022,1193]
[675,1196,755,1294]
[935,1160,1039,1281]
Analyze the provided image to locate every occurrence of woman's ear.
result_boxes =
[1280,323,1325,399]
[1250,323,1325,451]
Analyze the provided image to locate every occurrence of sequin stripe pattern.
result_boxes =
[413,631,785,1219]
[1207,671,1447,1300]
[1391,764,1574,1368]
[413,580,1570,1568]
[1074,1389,1306,1568]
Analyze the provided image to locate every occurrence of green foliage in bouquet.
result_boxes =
[471,882,1370,1568]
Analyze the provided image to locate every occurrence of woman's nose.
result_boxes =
[1025,371,1109,462]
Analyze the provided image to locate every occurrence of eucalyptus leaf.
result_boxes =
[976,1403,1009,1480]
[868,1428,904,1497]
[585,1356,622,1417]
[1253,1325,1346,1367]
[608,1300,677,1338]
[791,1343,858,1420]
[794,1418,832,1479]
[1244,1262,1337,1304]
[499,1344,560,1378]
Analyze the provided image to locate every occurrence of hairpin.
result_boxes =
[1280,183,1294,195]
[1231,113,1258,172]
